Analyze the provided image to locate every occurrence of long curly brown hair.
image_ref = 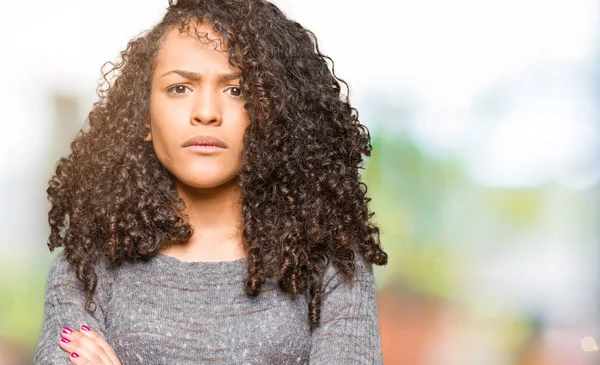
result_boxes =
[46,0,388,330]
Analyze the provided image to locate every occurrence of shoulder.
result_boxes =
[49,249,114,277]
[45,249,115,298]
[321,250,375,293]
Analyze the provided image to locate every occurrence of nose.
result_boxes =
[191,86,222,126]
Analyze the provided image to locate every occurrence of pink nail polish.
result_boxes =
[62,327,73,335]
[71,352,79,358]
[81,324,90,332]
[60,337,70,343]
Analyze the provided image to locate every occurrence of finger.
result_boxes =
[58,334,79,355]
[67,349,90,365]
[68,343,109,365]
[60,328,112,365]
[79,324,120,365]
[58,327,81,354]
[74,336,113,364]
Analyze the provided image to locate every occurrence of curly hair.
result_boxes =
[46,0,388,330]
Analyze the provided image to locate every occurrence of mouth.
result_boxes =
[184,144,226,154]
[185,143,225,148]
[183,135,227,149]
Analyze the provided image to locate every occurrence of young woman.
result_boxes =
[34,0,388,363]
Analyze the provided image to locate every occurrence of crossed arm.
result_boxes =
[34,249,384,364]
[34,250,117,364]
[308,253,384,364]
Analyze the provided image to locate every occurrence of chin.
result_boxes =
[176,172,239,190]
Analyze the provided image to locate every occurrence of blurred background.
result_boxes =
[1,0,599,364]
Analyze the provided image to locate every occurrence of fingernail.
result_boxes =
[60,337,70,343]
[62,327,73,335]
[71,352,79,358]
[81,324,90,332]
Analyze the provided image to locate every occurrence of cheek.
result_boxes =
[149,97,187,146]
[227,108,250,147]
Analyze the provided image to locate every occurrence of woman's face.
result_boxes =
[145,22,250,190]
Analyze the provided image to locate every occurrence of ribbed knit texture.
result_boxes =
[34,249,383,364]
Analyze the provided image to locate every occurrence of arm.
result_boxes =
[34,249,113,364]
[309,251,384,364]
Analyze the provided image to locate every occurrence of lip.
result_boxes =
[182,135,227,148]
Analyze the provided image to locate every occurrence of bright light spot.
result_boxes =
[581,336,598,352]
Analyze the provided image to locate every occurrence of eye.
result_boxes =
[225,86,243,99]
[166,84,192,95]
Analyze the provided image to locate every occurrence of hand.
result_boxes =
[58,324,121,364]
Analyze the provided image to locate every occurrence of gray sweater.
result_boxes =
[34,249,384,364]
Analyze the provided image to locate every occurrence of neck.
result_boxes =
[170,177,246,255]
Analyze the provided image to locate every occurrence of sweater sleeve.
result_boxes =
[309,252,384,364]
[34,249,114,365]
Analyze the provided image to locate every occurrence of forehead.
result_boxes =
[154,22,234,71]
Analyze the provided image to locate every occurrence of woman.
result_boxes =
[34,0,388,363]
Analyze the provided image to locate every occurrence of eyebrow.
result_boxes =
[161,69,241,81]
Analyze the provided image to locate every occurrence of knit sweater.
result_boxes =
[34,249,384,364]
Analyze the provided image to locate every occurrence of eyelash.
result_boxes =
[165,84,244,99]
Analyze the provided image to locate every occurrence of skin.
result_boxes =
[58,325,120,365]
[146,22,250,263]
[58,22,250,363]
